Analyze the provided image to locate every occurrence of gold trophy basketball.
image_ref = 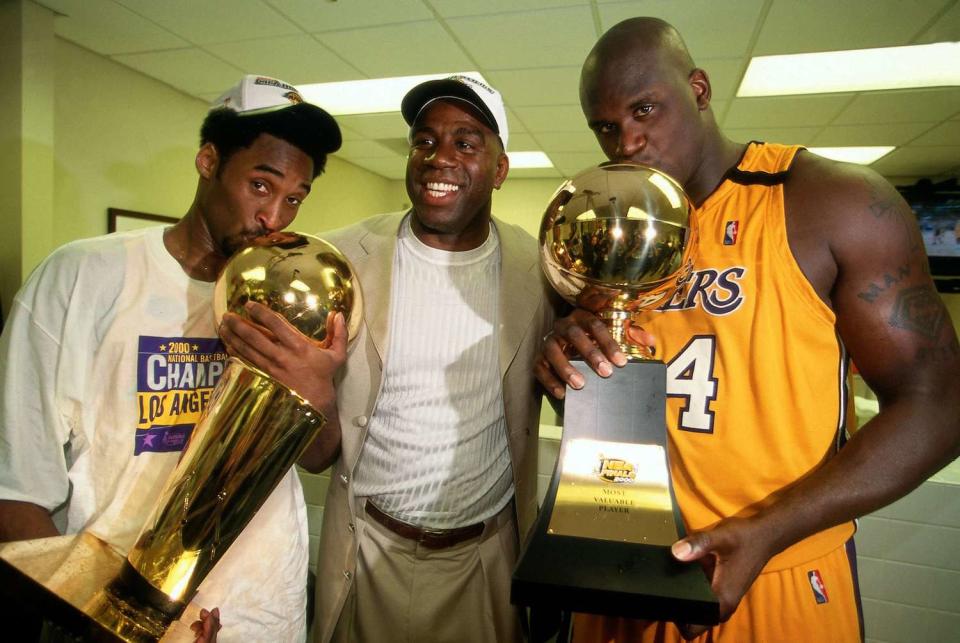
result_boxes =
[512,163,720,625]
[0,232,361,642]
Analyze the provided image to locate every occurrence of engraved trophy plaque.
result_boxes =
[511,164,719,626]
[0,232,362,642]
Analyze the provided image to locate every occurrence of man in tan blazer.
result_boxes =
[308,76,558,642]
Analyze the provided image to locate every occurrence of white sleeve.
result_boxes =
[0,270,76,511]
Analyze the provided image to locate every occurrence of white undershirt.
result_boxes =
[353,215,513,529]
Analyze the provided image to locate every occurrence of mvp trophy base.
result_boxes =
[512,360,719,625]
[0,532,191,642]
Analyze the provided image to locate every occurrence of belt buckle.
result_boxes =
[419,526,450,545]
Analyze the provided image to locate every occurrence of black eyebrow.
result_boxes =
[254,164,311,194]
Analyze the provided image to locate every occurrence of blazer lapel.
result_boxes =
[353,213,405,364]
[496,218,542,379]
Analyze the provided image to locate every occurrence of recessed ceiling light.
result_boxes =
[737,42,960,97]
[807,146,895,165]
[508,151,554,168]
[298,72,489,115]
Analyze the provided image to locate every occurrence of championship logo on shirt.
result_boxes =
[807,569,829,604]
[723,220,740,245]
[135,336,227,455]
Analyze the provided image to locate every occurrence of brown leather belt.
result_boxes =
[364,501,485,549]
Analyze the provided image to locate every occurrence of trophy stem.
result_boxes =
[600,310,655,360]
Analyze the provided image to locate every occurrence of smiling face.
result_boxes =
[405,99,508,251]
[197,133,314,257]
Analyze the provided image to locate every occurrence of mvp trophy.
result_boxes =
[0,232,362,641]
[511,163,720,625]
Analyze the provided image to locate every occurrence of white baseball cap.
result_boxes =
[401,75,509,149]
[211,74,342,153]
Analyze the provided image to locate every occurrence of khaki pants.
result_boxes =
[333,501,523,643]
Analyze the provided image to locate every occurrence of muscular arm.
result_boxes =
[675,154,960,627]
[0,500,60,542]
[218,302,346,474]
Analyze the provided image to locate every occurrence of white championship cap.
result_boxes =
[211,74,342,153]
[401,75,509,149]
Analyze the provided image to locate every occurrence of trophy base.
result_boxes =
[512,531,718,624]
[0,532,181,642]
[512,360,719,625]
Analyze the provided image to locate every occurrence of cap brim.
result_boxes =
[246,102,343,154]
[401,79,499,135]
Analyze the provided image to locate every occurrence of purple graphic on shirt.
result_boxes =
[134,336,227,455]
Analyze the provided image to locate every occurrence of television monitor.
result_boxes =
[897,178,960,292]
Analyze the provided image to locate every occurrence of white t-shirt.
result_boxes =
[0,227,308,642]
[353,217,513,529]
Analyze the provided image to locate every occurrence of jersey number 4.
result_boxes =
[665,335,718,434]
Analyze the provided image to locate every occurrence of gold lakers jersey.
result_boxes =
[645,142,854,570]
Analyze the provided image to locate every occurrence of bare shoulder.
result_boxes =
[785,151,920,257]
[786,151,957,398]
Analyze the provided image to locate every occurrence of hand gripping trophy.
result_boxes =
[0,232,361,642]
[512,163,720,625]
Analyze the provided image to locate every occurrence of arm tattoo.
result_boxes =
[857,263,911,303]
[888,285,946,340]
[863,178,922,253]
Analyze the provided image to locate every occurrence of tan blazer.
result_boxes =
[312,212,557,642]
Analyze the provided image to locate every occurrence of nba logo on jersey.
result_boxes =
[723,220,739,245]
[807,569,829,604]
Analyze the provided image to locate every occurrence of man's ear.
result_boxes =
[196,142,220,180]
[493,150,509,190]
[689,68,712,111]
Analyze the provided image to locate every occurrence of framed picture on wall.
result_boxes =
[107,208,178,233]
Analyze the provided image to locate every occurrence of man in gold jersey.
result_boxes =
[535,17,960,643]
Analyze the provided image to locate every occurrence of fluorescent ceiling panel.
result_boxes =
[808,146,895,165]
[508,151,553,169]
[738,42,960,97]
[298,72,488,115]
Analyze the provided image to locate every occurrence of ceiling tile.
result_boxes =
[548,151,609,176]
[910,121,960,146]
[535,130,598,152]
[699,58,744,101]
[512,105,590,133]
[871,145,960,177]
[724,95,852,129]
[724,127,821,146]
[53,0,189,55]
[504,107,532,137]
[205,35,362,84]
[597,0,766,59]
[447,6,597,70]
[916,1,960,43]
[506,133,541,151]
[430,0,589,19]
[343,156,407,180]
[335,113,410,139]
[111,48,244,95]
[834,88,960,126]
[812,123,937,146]
[318,21,473,77]
[265,0,433,31]
[754,0,949,54]
[486,67,582,107]
[114,0,300,45]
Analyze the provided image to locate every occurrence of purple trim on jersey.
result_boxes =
[844,537,865,642]
[134,424,195,455]
[835,332,850,453]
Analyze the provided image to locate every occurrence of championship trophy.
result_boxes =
[511,164,720,625]
[0,232,362,642]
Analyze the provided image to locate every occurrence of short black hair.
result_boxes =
[200,107,331,178]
